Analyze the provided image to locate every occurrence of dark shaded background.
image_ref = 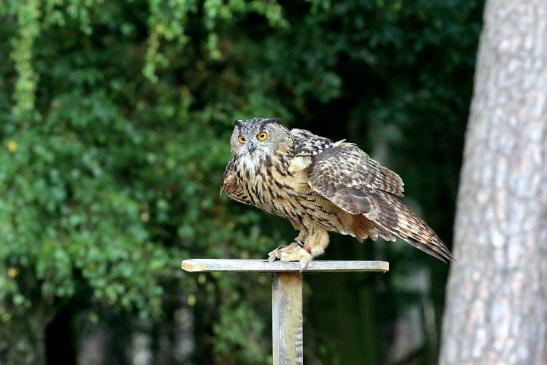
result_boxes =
[0,1,483,364]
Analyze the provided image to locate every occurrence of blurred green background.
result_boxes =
[0,0,484,364]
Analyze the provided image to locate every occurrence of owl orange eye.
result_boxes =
[257,132,268,141]
[238,135,245,144]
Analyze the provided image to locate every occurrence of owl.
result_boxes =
[221,118,452,268]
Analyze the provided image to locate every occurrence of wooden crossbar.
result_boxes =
[181,259,389,364]
[181,259,389,273]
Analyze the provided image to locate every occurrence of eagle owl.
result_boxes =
[221,118,452,267]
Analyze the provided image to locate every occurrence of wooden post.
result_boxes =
[272,272,303,365]
[181,259,389,364]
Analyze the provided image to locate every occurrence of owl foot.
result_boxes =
[266,241,312,270]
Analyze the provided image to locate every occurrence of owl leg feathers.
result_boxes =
[303,228,329,258]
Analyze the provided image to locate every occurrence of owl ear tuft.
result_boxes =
[234,120,244,128]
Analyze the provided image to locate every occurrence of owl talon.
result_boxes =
[266,250,279,262]
[266,242,312,269]
[298,255,312,271]
[266,244,287,262]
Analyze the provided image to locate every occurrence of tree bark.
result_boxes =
[440,1,547,365]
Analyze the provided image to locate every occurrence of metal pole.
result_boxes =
[272,272,303,365]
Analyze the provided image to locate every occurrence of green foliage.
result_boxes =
[0,0,483,364]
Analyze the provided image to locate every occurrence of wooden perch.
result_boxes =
[181,259,389,273]
[181,259,389,365]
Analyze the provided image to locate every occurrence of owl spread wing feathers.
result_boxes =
[294,130,453,263]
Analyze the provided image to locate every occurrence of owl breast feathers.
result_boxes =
[221,118,453,265]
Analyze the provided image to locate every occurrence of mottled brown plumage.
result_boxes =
[221,118,453,267]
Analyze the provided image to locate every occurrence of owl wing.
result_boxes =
[220,159,252,205]
[291,128,335,156]
[306,142,453,263]
[291,128,404,196]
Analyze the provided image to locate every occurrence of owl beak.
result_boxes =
[247,142,256,153]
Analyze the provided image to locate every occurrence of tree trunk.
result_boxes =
[440,1,547,365]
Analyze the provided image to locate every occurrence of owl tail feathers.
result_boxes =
[405,237,454,263]
[368,192,454,263]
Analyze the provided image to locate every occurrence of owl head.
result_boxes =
[230,118,292,158]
